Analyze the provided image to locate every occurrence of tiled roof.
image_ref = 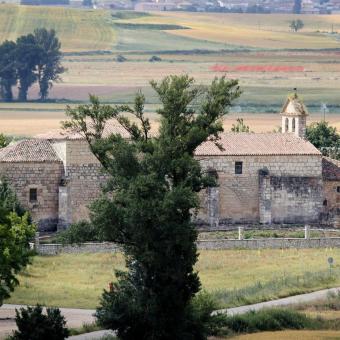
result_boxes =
[195,133,321,156]
[35,120,131,140]
[322,157,340,180]
[280,95,308,116]
[0,139,62,163]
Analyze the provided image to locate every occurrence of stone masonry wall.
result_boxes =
[262,175,323,224]
[0,162,64,231]
[197,154,322,226]
[63,140,109,224]
[36,238,340,255]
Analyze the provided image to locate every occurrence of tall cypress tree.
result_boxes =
[63,75,241,340]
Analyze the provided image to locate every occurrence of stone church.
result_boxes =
[0,95,339,231]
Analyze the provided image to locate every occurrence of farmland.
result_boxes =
[6,249,340,309]
[1,6,340,134]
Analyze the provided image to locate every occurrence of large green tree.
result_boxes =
[15,34,42,102]
[0,180,35,306]
[0,41,17,102]
[306,121,340,159]
[34,28,65,101]
[63,75,240,340]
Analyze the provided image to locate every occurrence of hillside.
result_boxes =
[0,4,116,52]
[2,6,340,52]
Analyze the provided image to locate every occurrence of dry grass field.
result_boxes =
[6,248,340,309]
[1,7,340,133]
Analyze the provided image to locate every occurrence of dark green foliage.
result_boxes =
[116,55,127,62]
[9,305,69,340]
[56,221,100,244]
[224,308,311,334]
[0,178,26,217]
[0,41,17,102]
[149,55,162,62]
[0,134,11,149]
[0,179,34,306]
[0,212,35,306]
[34,28,65,100]
[290,19,304,32]
[0,29,64,102]
[15,34,42,102]
[306,121,340,159]
[63,75,240,340]
[231,118,251,133]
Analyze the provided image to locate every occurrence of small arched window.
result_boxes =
[292,118,296,132]
[285,118,289,132]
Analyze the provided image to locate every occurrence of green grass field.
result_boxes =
[6,249,340,309]
[0,4,116,52]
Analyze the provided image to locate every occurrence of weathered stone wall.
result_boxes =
[323,180,340,226]
[260,174,323,224]
[0,162,64,231]
[37,242,120,255]
[36,238,340,255]
[197,154,322,226]
[62,140,109,224]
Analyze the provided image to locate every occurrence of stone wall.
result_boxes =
[0,162,64,231]
[260,174,323,224]
[37,242,120,255]
[36,237,340,254]
[197,154,322,226]
[60,140,109,225]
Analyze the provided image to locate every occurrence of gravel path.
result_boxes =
[217,286,340,316]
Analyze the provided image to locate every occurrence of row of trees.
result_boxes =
[0,28,64,102]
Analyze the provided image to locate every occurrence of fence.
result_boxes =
[33,226,340,255]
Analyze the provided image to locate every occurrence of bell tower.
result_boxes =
[281,89,308,138]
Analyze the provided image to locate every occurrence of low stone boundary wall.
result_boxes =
[35,237,340,255]
[198,237,340,250]
[37,242,120,255]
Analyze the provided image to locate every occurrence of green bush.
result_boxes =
[116,55,127,62]
[225,308,311,333]
[149,55,162,62]
[9,305,69,340]
[56,220,100,244]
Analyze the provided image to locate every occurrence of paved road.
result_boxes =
[216,286,340,316]
[2,287,340,339]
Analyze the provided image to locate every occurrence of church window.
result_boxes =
[292,118,296,132]
[235,161,243,174]
[29,188,38,202]
[337,186,340,193]
[285,118,289,132]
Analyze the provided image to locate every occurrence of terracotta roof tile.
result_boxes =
[195,133,321,156]
[280,95,308,116]
[0,139,62,163]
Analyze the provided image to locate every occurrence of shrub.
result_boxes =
[116,55,127,62]
[9,305,69,340]
[149,55,162,62]
[56,220,100,244]
[225,308,311,334]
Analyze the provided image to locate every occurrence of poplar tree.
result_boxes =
[63,75,240,340]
